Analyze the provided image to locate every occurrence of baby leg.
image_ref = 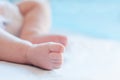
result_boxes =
[0,28,31,64]
[17,0,67,46]
[0,28,64,70]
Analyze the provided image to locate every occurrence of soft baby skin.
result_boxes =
[0,0,67,70]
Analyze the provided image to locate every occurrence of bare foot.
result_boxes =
[22,34,68,46]
[26,42,65,70]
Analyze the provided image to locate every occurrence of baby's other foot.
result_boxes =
[23,35,68,46]
[26,42,65,70]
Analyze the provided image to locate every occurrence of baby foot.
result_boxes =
[26,42,65,70]
[23,35,68,46]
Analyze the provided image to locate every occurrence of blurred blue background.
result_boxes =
[51,0,120,40]
[7,0,120,40]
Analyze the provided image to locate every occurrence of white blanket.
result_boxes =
[0,35,120,80]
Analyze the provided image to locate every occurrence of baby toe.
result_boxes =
[53,64,62,69]
[49,53,63,69]
[48,42,65,53]
[51,60,62,69]
[49,52,62,60]
[57,35,68,46]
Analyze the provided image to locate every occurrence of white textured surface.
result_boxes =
[0,36,120,80]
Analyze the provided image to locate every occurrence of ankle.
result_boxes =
[21,40,33,64]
